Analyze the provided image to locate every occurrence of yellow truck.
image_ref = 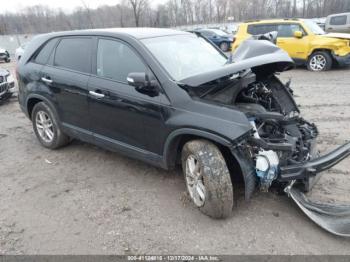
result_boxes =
[232,19,350,71]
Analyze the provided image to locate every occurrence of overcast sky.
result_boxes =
[0,0,167,14]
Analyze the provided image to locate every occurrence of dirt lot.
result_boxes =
[1,61,350,255]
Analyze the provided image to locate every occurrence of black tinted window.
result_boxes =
[330,15,347,25]
[34,38,58,64]
[247,24,277,35]
[277,24,305,37]
[54,38,91,73]
[96,39,146,82]
[201,30,214,37]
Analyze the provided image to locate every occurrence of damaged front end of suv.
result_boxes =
[180,38,350,236]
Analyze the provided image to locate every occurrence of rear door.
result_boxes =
[87,37,164,157]
[40,37,92,139]
[18,38,59,106]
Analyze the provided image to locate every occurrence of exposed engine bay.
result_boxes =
[186,70,319,191]
[185,68,350,236]
[180,36,350,236]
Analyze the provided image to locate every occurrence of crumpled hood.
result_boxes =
[180,39,294,87]
[0,48,7,53]
[321,33,350,40]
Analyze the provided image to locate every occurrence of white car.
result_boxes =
[0,48,11,63]
[15,43,27,61]
[0,68,15,102]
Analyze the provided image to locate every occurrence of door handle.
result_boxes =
[41,77,53,84]
[89,90,105,98]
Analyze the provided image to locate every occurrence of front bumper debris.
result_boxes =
[285,182,350,237]
[279,142,350,182]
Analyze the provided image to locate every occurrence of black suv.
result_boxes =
[17,28,350,218]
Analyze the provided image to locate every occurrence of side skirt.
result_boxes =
[62,123,166,169]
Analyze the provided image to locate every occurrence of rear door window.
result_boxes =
[247,24,277,35]
[96,38,146,83]
[330,15,347,25]
[54,38,92,74]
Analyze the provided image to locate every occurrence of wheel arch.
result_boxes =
[26,94,59,121]
[307,49,334,70]
[311,48,339,65]
[163,128,232,168]
[308,48,333,59]
[163,128,247,192]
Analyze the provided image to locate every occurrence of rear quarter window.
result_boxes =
[54,37,92,74]
[330,15,347,25]
[34,38,59,65]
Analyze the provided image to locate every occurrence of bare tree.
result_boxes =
[128,0,147,27]
[81,0,94,28]
[1,0,350,35]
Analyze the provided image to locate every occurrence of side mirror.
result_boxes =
[127,72,148,88]
[127,72,158,97]
[294,31,303,38]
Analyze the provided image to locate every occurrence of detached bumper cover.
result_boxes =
[286,185,350,237]
[279,142,350,181]
[282,142,350,236]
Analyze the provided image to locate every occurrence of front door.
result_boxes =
[276,23,309,61]
[88,38,164,159]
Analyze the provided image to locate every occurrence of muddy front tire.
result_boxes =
[181,139,234,219]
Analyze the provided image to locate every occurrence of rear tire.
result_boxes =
[307,51,332,71]
[181,139,234,219]
[32,102,70,149]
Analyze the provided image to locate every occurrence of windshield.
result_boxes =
[304,20,325,35]
[142,35,227,81]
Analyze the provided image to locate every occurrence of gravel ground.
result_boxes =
[0,61,350,255]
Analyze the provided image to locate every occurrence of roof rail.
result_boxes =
[244,19,261,23]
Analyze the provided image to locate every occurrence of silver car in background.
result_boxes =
[325,12,350,33]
